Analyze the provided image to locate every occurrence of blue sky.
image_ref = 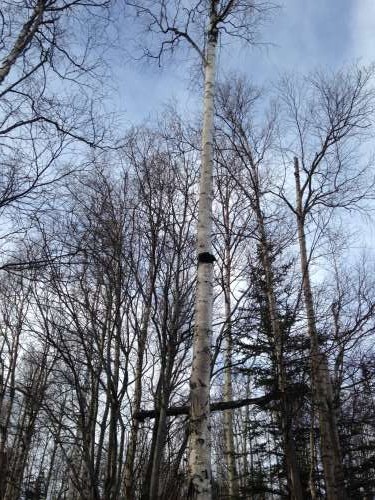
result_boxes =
[110,0,375,124]
[105,0,375,256]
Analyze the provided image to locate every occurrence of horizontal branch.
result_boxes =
[135,391,280,421]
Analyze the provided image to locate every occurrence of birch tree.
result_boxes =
[212,125,257,498]
[121,128,197,500]
[1,112,375,497]
[274,66,375,500]
[126,2,276,497]
[214,77,306,499]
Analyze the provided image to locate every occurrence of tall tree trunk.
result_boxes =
[223,229,239,499]
[309,405,318,500]
[294,156,346,500]
[257,214,303,500]
[0,397,11,499]
[246,163,304,500]
[147,269,182,499]
[0,0,45,84]
[123,265,156,500]
[105,242,124,500]
[146,369,171,500]
[165,427,189,500]
[4,403,38,498]
[188,3,219,498]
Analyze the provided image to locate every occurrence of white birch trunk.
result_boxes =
[188,4,218,498]
[0,0,45,84]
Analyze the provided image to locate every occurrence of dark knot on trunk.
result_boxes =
[198,252,216,264]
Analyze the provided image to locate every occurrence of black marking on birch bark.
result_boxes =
[198,378,207,388]
[198,252,216,264]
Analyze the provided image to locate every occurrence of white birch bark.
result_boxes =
[0,0,45,85]
[188,3,219,498]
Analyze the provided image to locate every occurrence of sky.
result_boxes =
[110,0,375,124]
[104,0,375,257]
